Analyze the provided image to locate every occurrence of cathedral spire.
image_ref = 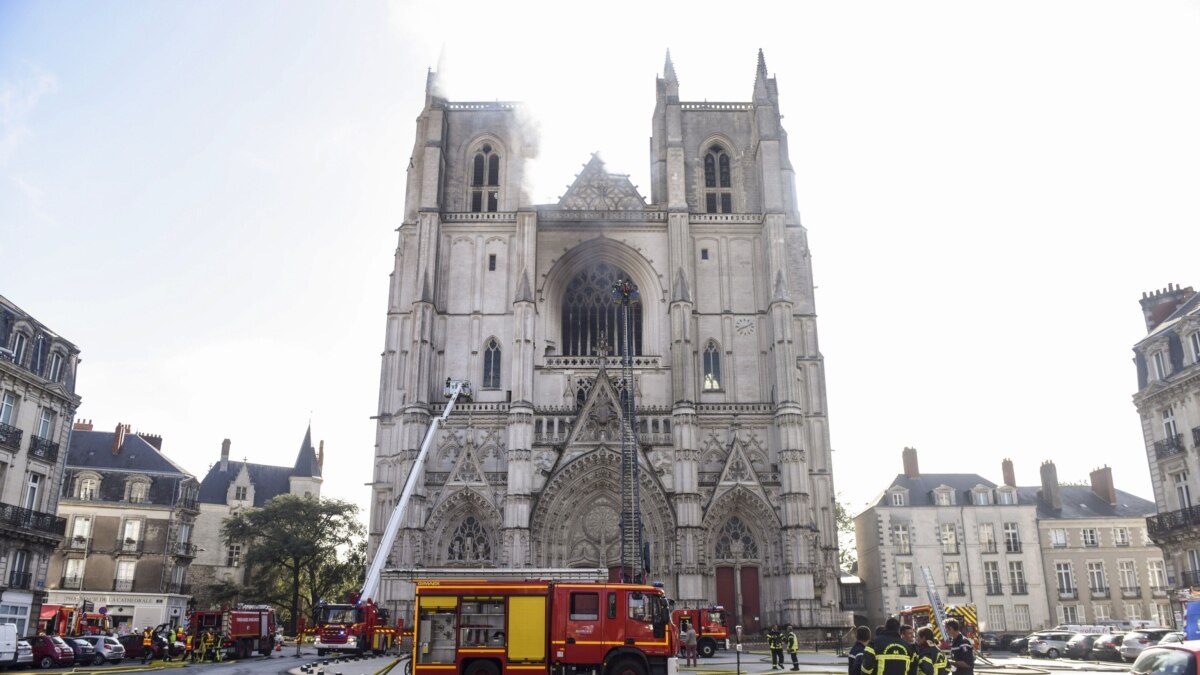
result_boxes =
[753,48,770,103]
[659,49,680,102]
[664,49,678,86]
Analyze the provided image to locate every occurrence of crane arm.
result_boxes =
[361,379,471,603]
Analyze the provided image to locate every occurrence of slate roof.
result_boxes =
[197,426,321,507]
[67,429,192,476]
[1015,485,1156,519]
[873,473,997,507]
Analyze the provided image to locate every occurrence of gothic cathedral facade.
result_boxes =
[369,52,841,632]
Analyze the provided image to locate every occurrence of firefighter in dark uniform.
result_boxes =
[861,618,916,675]
[847,626,872,675]
[915,628,948,675]
[767,625,784,669]
[945,619,973,675]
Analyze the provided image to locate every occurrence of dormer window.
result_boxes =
[470,143,500,213]
[47,352,64,382]
[1153,351,1168,380]
[126,478,150,504]
[889,489,907,506]
[973,488,992,506]
[1191,332,1200,365]
[934,488,955,506]
[235,485,248,501]
[11,333,28,366]
[997,488,1017,505]
[79,478,97,501]
[703,144,732,213]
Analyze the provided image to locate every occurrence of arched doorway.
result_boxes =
[714,516,763,635]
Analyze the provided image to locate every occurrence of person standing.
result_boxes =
[847,626,871,675]
[914,628,948,675]
[768,625,784,669]
[861,618,917,675]
[684,622,699,667]
[185,632,194,663]
[141,627,153,664]
[945,620,973,675]
[785,624,800,671]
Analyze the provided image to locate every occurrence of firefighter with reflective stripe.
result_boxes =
[861,618,916,675]
[847,626,871,675]
[767,625,784,669]
[141,628,154,664]
[915,628,948,675]
[185,633,194,662]
[785,624,800,671]
[945,619,973,675]
[200,629,215,662]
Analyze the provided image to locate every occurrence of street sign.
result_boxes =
[98,606,107,615]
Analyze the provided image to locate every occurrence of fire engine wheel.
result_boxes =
[698,640,717,658]
[463,659,499,675]
[607,657,648,675]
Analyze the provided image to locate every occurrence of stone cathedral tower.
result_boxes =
[370,52,843,633]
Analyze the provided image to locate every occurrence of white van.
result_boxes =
[0,623,17,665]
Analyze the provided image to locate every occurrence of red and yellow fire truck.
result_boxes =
[39,604,112,636]
[671,605,729,658]
[899,604,980,649]
[412,577,675,675]
[188,605,278,659]
[313,594,399,656]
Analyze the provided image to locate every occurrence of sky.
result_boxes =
[2,1,1198,529]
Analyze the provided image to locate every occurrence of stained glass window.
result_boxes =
[715,516,758,560]
[448,516,492,563]
[561,263,642,357]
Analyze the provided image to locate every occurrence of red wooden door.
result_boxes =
[739,566,761,634]
[716,567,735,623]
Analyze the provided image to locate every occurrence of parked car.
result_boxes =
[1121,628,1177,662]
[980,632,1001,651]
[116,633,160,661]
[1065,633,1102,659]
[15,640,32,668]
[20,635,75,669]
[1028,631,1075,659]
[1009,634,1034,654]
[1130,642,1200,675]
[75,635,125,665]
[1159,632,1186,645]
[67,638,94,665]
[1090,632,1125,661]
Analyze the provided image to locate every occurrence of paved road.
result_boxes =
[680,649,1132,675]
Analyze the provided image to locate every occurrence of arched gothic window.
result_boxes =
[470,143,501,213]
[715,516,758,560]
[703,144,733,214]
[560,263,642,357]
[447,516,492,563]
[482,338,501,389]
[703,340,722,390]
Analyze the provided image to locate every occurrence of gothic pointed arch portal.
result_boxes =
[530,447,674,578]
[705,486,780,636]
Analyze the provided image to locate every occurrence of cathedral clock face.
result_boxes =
[736,318,754,335]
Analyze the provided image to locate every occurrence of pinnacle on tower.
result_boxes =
[753,48,771,102]
[664,49,678,85]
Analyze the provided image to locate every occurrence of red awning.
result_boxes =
[39,606,58,620]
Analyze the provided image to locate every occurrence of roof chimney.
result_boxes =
[1090,465,1117,506]
[73,418,93,431]
[902,447,919,478]
[318,440,325,468]
[220,438,231,472]
[1139,283,1196,332]
[140,433,163,451]
[112,422,126,455]
[1002,458,1016,488]
[1038,460,1062,511]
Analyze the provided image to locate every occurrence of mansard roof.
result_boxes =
[555,154,647,211]
[874,473,999,507]
[1015,485,1155,520]
[67,429,193,477]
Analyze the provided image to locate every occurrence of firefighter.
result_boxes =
[185,632,194,663]
[201,628,215,662]
[846,626,871,675]
[141,627,154,664]
[945,619,973,675]
[861,618,916,675]
[915,628,948,675]
[767,625,783,669]
[785,624,800,671]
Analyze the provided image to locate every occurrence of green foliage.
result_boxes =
[835,495,857,571]
[221,494,364,632]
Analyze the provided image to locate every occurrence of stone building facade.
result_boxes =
[369,53,842,633]
[188,429,323,608]
[0,294,80,634]
[1138,284,1200,602]
[47,421,199,630]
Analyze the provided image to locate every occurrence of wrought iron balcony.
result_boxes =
[1152,586,1169,597]
[1182,570,1200,587]
[986,583,1004,595]
[0,502,66,538]
[112,579,134,592]
[1090,586,1110,598]
[897,584,917,597]
[120,539,142,553]
[946,583,965,596]
[0,422,21,452]
[1148,505,1200,540]
[67,536,89,550]
[60,576,83,590]
[174,542,197,557]
[1121,586,1142,598]
[980,542,998,554]
[1010,581,1029,595]
[8,571,31,589]
[1058,586,1078,599]
[29,436,58,463]
[1156,434,1186,459]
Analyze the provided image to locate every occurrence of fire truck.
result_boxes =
[310,380,471,655]
[188,605,278,659]
[39,604,112,636]
[313,594,398,656]
[899,603,980,648]
[412,575,675,675]
[671,606,729,658]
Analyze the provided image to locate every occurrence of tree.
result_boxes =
[835,495,857,571]
[222,494,364,633]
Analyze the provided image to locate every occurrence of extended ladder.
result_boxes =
[919,565,948,639]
